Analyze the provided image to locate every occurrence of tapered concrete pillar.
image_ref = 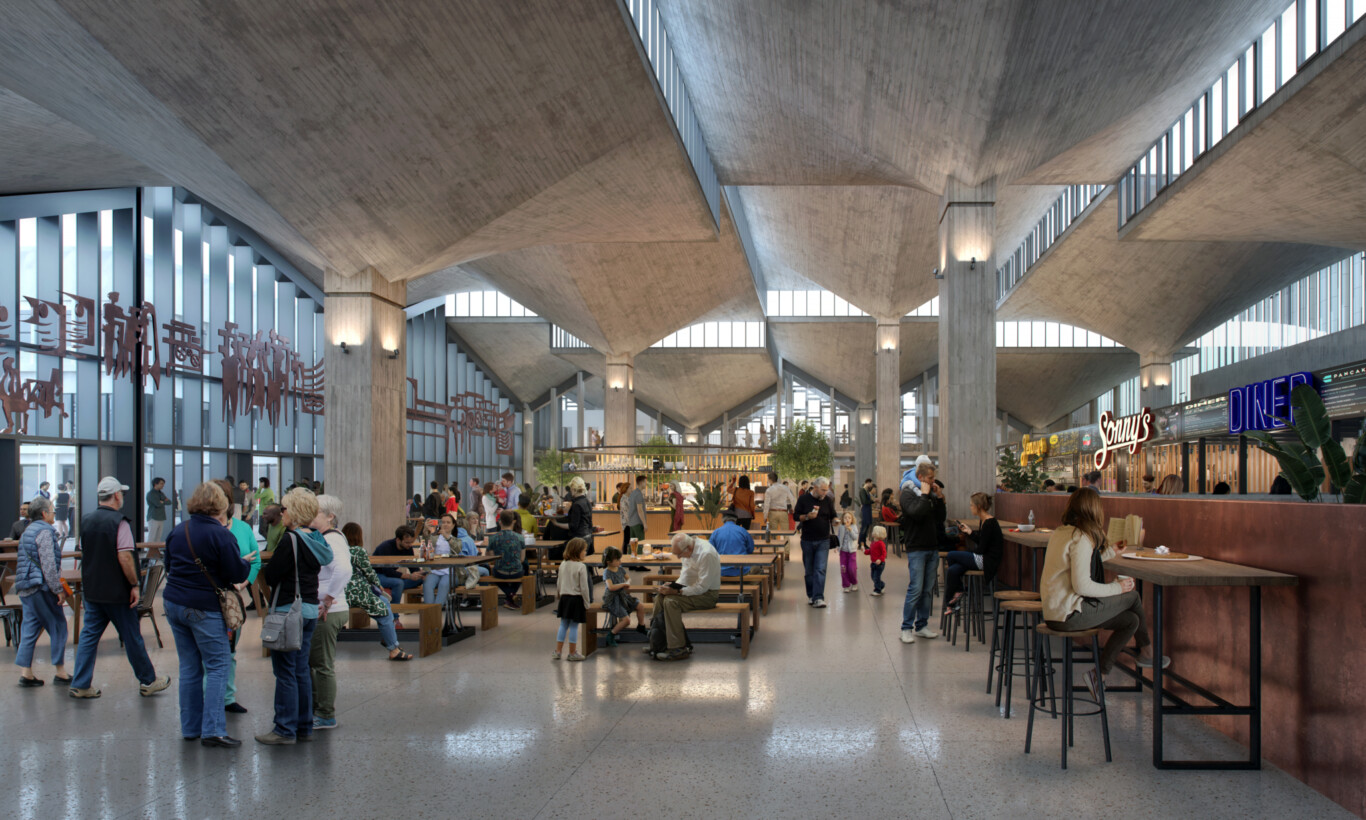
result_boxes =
[522,405,535,485]
[1139,355,1173,410]
[875,320,902,495]
[855,403,875,490]
[324,267,407,548]
[938,179,997,518]
[604,353,636,446]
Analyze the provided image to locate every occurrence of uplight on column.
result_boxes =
[877,324,899,352]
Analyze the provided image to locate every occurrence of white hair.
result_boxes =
[315,493,344,525]
[568,477,587,497]
[670,533,696,554]
[28,496,52,519]
[811,477,830,489]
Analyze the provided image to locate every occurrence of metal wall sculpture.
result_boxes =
[406,377,514,456]
[0,289,325,435]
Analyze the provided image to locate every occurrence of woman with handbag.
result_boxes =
[255,487,330,746]
[161,481,252,748]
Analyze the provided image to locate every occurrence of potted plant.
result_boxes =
[1246,384,1365,503]
[997,447,1050,493]
[690,482,726,530]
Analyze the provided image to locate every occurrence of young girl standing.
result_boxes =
[600,547,646,646]
[835,510,859,592]
[867,525,888,596]
[554,538,591,661]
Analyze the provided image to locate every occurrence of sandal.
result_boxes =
[387,650,414,662]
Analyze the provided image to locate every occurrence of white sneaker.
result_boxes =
[870,590,883,597]
[900,630,916,644]
[1136,653,1171,669]
[850,584,858,591]
[914,627,940,639]
[841,587,852,593]
[551,651,561,660]
[813,599,828,608]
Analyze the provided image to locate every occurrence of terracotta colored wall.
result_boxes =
[997,493,1366,818]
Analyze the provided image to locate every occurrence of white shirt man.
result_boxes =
[762,473,794,528]
[652,535,721,660]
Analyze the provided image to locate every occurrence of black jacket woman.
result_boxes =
[943,492,1003,613]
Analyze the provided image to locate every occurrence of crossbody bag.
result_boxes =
[185,522,247,631]
[260,531,303,652]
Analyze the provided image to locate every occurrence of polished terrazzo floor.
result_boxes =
[2,551,1351,820]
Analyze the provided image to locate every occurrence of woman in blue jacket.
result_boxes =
[162,482,251,748]
[14,496,69,686]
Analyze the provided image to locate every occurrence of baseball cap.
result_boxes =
[97,476,130,498]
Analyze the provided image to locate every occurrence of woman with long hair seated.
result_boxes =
[1040,488,1168,699]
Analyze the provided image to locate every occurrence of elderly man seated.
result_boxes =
[651,533,722,662]
[709,510,755,576]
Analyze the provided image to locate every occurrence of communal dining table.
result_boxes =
[370,555,495,642]
[591,548,780,604]
[1103,552,1297,770]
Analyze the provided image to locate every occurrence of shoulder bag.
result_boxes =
[185,522,247,631]
[260,532,303,651]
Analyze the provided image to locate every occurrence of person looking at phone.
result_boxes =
[1041,488,1168,701]
[898,462,941,644]
[793,477,837,608]
[652,534,721,661]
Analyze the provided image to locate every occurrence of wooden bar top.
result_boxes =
[582,553,776,567]
[998,522,1052,548]
[1103,555,1299,587]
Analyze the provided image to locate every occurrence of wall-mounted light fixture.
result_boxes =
[970,257,976,270]
[339,341,351,355]
[931,267,943,280]
[859,408,873,425]
[388,347,400,360]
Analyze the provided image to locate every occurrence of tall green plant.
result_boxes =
[534,449,579,492]
[690,482,726,529]
[770,421,833,481]
[1246,384,1366,503]
[996,447,1049,493]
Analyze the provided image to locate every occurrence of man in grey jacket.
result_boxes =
[899,462,942,644]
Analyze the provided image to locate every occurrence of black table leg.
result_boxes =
[1249,585,1261,767]
[1152,583,1164,768]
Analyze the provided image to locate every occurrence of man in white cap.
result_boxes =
[68,476,170,699]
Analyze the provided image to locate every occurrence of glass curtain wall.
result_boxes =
[405,307,522,499]
[2,187,326,540]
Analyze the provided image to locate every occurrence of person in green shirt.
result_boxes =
[202,479,262,715]
[254,478,275,538]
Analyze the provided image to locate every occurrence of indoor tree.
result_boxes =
[770,421,833,481]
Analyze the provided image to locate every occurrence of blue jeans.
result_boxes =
[944,550,980,604]
[15,589,67,669]
[422,572,451,604]
[870,562,885,593]
[380,575,421,604]
[164,600,230,739]
[374,602,400,652]
[859,505,873,546]
[901,551,940,631]
[556,619,579,643]
[270,616,318,739]
[71,600,157,689]
[208,627,241,705]
[801,539,830,602]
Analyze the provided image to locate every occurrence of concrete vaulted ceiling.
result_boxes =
[996,348,1139,429]
[445,321,577,406]
[769,321,940,404]
[1121,27,1366,250]
[1000,191,1350,357]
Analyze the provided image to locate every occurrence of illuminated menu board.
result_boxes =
[1151,395,1228,442]
[1319,362,1366,418]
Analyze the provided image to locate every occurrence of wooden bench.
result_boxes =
[341,602,443,657]
[582,600,756,659]
[643,571,773,613]
[454,586,500,630]
[476,575,538,614]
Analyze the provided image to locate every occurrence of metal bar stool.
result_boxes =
[1026,624,1111,769]
[986,590,1039,694]
[947,570,988,650]
[993,599,1043,718]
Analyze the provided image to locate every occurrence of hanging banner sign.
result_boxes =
[1094,408,1155,470]
[1227,372,1312,435]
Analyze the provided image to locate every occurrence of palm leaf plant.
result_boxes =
[1246,384,1366,503]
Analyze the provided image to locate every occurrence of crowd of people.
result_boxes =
[7,457,1170,745]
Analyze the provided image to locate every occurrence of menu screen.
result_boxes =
[1151,395,1228,442]
[1319,363,1366,418]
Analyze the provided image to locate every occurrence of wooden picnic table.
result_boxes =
[368,555,494,641]
[1102,553,1297,770]
[585,551,780,601]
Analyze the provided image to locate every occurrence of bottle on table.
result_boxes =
[1028,510,1035,527]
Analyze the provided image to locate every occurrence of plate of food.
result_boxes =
[1123,548,1202,561]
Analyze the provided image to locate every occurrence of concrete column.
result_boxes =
[1139,354,1173,409]
[549,388,559,451]
[576,371,586,448]
[938,178,997,519]
[855,403,875,489]
[918,370,930,452]
[684,427,699,444]
[875,320,902,496]
[323,267,407,549]
[522,405,535,485]
[604,353,636,446]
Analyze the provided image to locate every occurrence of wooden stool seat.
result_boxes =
[994,590,1040,602]
[965,570,984,575]
[1002,600,1043,613]
[1036,623,1101,638]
